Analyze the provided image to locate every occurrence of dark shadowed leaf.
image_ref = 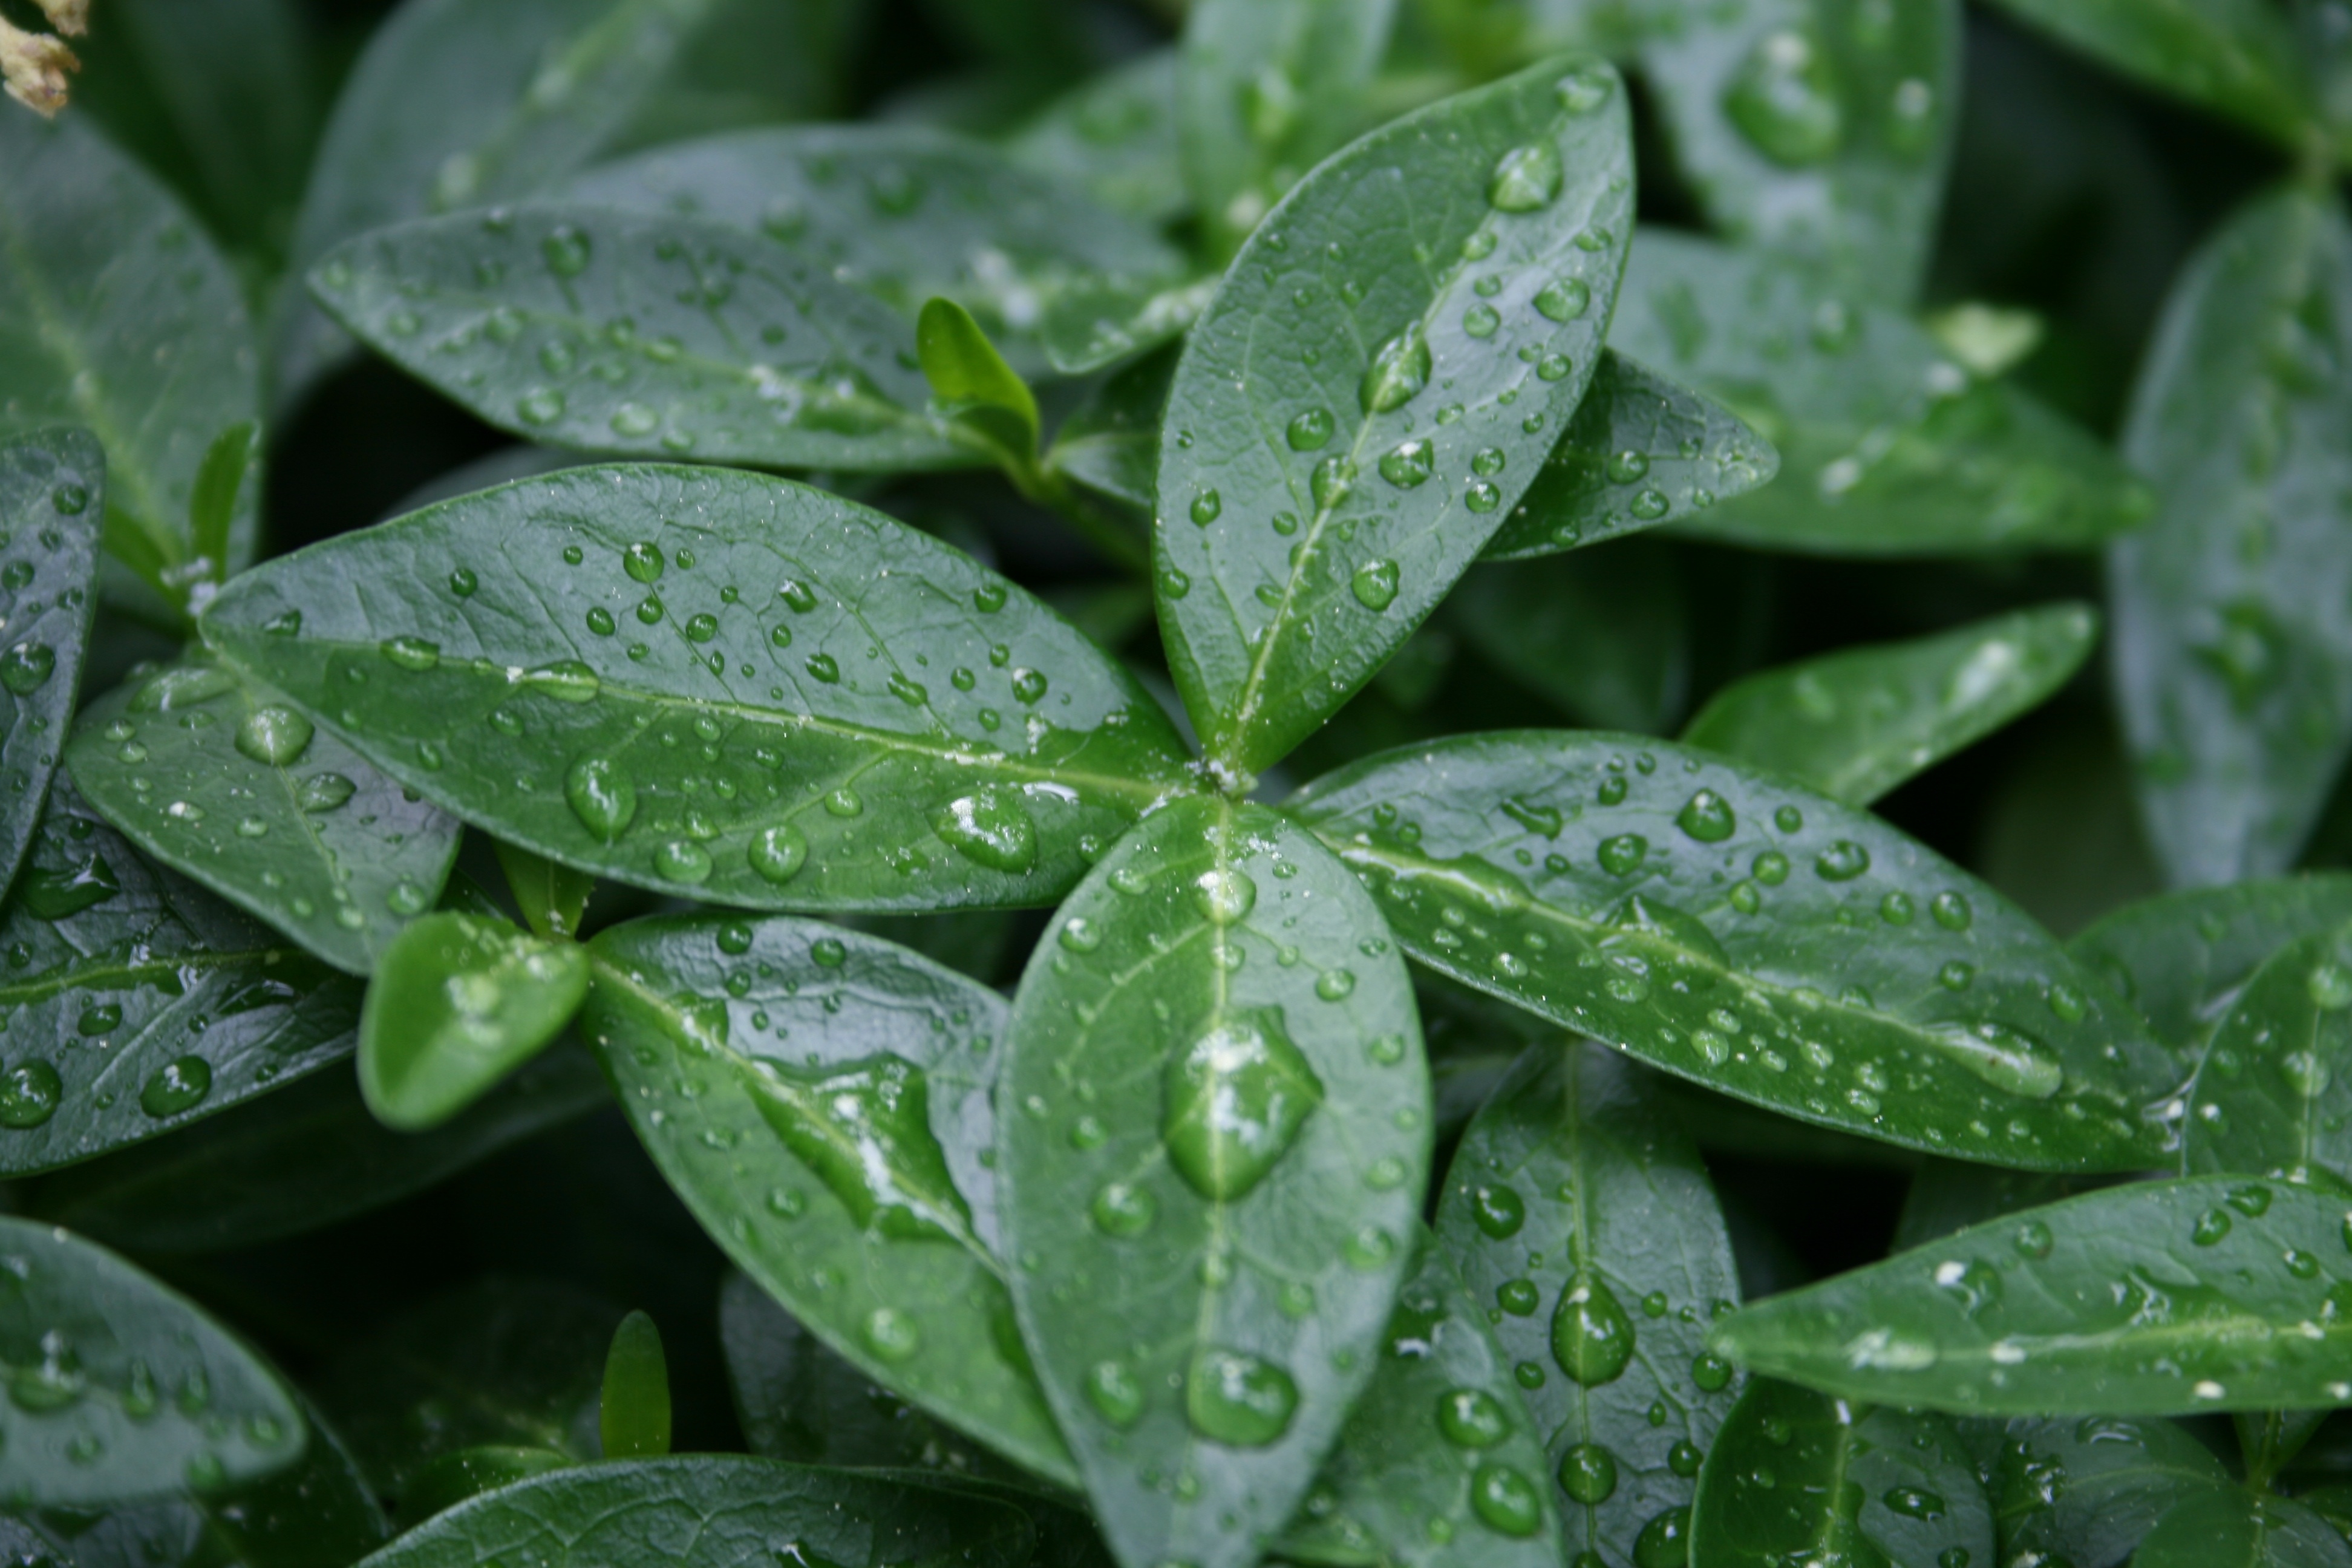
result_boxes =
[2181,921,2352,1187]
[0,431,102,895]
[1891,1157,2116,1252]
[1993,1413,2233,1568]
[1449,540,1690,733]
[2133,1487,2352,1568]
[1982,0,2316,152]
[1045,346,1176,523]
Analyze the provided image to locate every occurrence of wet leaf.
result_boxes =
[0,1215,304,1507]
[1006,50,1188,226]
[494,841,597,942]
[198,464,1195,914]
[999,795,1430,1568]
[359,912,590,1131]
[67,657,463,976]
[1287,731,2176,1170]
[0,432,102,895]
[1985,0,2316,153]
[1156,57,1634,778]
[2181,921,2352,1187]
[583,912,1078,1488]
[2109,185,2352,887]
[1448,540,1690,733]
[2134,1487,2352,1568]
[1680,603,2100,806]
[1433,1041,1742,1566]
[1992,1412,2234,1568]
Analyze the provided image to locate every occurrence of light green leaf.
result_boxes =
[1157,57,1634,778]
[1475,350,1779,560]
[1608,232,2151,555]
[1641,0,1963,305]
[583,912,1078,1488]
[2110,185,2352,887]
[1005,50,1188,226]
[1984,0,2317,153]
[0,782,361,1179]
[1448,540,1689,733]
[999,795,1431,1568]
[2135,1488,2352,1568]
[198,465,1195,914]
[0,1215,303,1507]
[1993,1413,2234,1568]
[0,431,102,893]
[67,657,464,976]
[1276,1230,1564,1568]
[598,1311,670,1461]
[919,298,1041,472]
[359,912,590,1131]
[1713,1174,2352,1414]
[1433,1041,1742,1567]
[2182,922,2352,1187]
[1688,1377,1992,1568]
[494,841,597,942]
[1680,603,2100,806]
[1287,731,2176,1169]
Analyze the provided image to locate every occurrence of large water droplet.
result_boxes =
[543,225,592,277]
[1487,141,1564,212]
[932,788,1037,873]
[298,773,356,814]
[0,641,55,696]
[742,1053,973,1242]
[1883,1486,1947,1520]
[1676,789,1736,843]
[1470,1463,1544,1537]
[523,661,600,703]
[1722,30,1844,166]
[139,1056,212,1118]
[1632,1507,1691,1568]
[0,1060,62,1127]
[1360,324,1432,414]
[1437,1388,1510,1449]
[748,823,808,884]
[1192,867,1257,925]
[653,840,712,884]
[1472,1183,1525,1238]
[1922,1021,2064,1100]
[1287,408,1334,450]
[1184,1348,1298,1448]
[1351,559,1400,611]
[1086,1360,1144,1428]
[235,706,314,766]
[1558,1442,1618,1504]
[1163,1008,1324,1201]
[380,636,440,672]
[1550,1271,1635,1385]
[566,757,636,841]
[1091,1181,1157,1237]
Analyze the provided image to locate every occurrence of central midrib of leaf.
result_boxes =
[0,947,292,1010]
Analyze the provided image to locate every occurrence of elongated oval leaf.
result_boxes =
[1689,1377,1991,1568]
[1006,50,1187,226]
[584,912,1076,1487]
[1434,1040,1742,1567]
[1681,603,2100,806]
[0,1215,303,1507]
[341,1455,1032,1568]
[0,783,361,1178]
[199,465,1195,913]
[1608,232,2150,555]
[1155,57,1634,777]
[2134,1488,2352,1568]
[1985,0,2316,153]
[2182,923,2352,1187]
[361,912,589,1130]
[67,658,463,976]
[1276,1230,1563,1568]
[999,795,1431,1568]
[0,431,102,892]
[1993,1413,2233,1568]
[560,124,1187,379]
[1477,350,1779,560]
[1714,1174,2352,1414]
[1641,0,1962,305]
[2110,185,2352,887]
[1288,731,2175,1169]
[312,207,973,473]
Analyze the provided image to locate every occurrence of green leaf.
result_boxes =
[1984,0,2317,153]
[1474,350,1780,561]
[1447,540,1690,733]
[0,114,260,609]
[1044,345,1175,523]
[1005,50,1189,226]
[0,783,362,1178]
[25,1046,606,1256]
[311,207,975,474]
[919,299,1042,471]
[558,123,1189,380]
[1992,1413,2234,1568]
[66,658,465,976]
[1641,0,1963,306]
[998,795,1431,1568]
[1287,731,2176,1170]
[1890,1157,2112,1252]
[1679,603,2100,806]
[494,841,597,942]
[0,1215,303,1507]
[187,423,256,591]
[1275,1230,1564,1568]
[2134,1488,2352,1568]
[1712,1174,2352,1414]
[1178,0,1400,259]
[2181,922,2352,1187]
[0,432,102,890]
[582,912,1078,1488]
[359,912,590,1131]
[2110,185,2352,887]
[1432,1041,1742,1567]
[599,1310,670,1460]
[1688,1377,1993,1568]
[198,464,1195,913]
[1607,232,2151,555]
[1156,57,1635,777]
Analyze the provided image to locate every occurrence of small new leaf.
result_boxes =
[359,912,590,1131]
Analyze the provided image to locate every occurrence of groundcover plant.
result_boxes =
[12,0,2352,1563]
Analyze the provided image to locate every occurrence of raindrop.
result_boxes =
[1091,1181,1156,1237]
[1722,30,1844,166]
[932,789,1038,873]
[1814,841,1871,881]
[1632,1508,1691,1568]
[1086,1361,1144,1428]
[1379,441,1433,489]
[1552,1272,1635,1385]
[1191,490,1223,526]
[298,773,356,814]
[1312,456,1357,511]
[542,225,592,276]
[566,758,637,841]
[1186,1348,1299,1448]
[1163,1008,1323,1200]
[2311,961,2352,1011]
[140,1056,212,1118]
[1287,409,1335,450]
[1558,1442,1618,1504]
[1922,1021,2063,1100]
[1360,324,1432,413]
[1598,834,1647,876]
[654,840,713,884]
[0,1060,62,1128]
[1472,1183,1525,1238]
[0,642,54,696]
[1193,867,1258,924]
[1438,1388,1511,1449]
[235,707,313,766]
[1536,278,1592,322]
[1469,1463,1543,1537]
[1351,559,1400,611]
[1488,142,1565,212]
[1676,789,1736,843]
[748,824,808,884]
[861,1308,919,1363]
[380,636,440,672]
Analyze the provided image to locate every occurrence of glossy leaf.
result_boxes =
[0,431,102,893]
[0,1215,303,1507]
[2181,922,2352,1187]
[558,123,1189,379]
[198,464,1196,913]
[2135,1488,2352,1568]
[359,912,590,1131]
[1434,1041,1742,1566]
[999,795,1431,1568]
[1688,1377,1993,1568]
[0,112,260,608]
[0,783,361,1178]
[1993,1413,2233,1568]
[1178,0,1399,259]
[340,1456,1033,1568]
[599,1311,670,1460]
[583,912,1077,1487]
[1713,1174,2352,1414]
[1448,540,1689,733]
[312,207,975,473]
[67,658,464,976]
[1475,350,1779,560]
[1287,731,2177,1170]
[1680,603,2100,806]
[1005,50,1188,226]
[1642,0,1963,305]
[2109,185,2352,887]
[494,841,597,942]
[1155,57,1634,778]
[1276,1230,1563,1568]
[1984,0,2316,152]
[1607,232,2151,555]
